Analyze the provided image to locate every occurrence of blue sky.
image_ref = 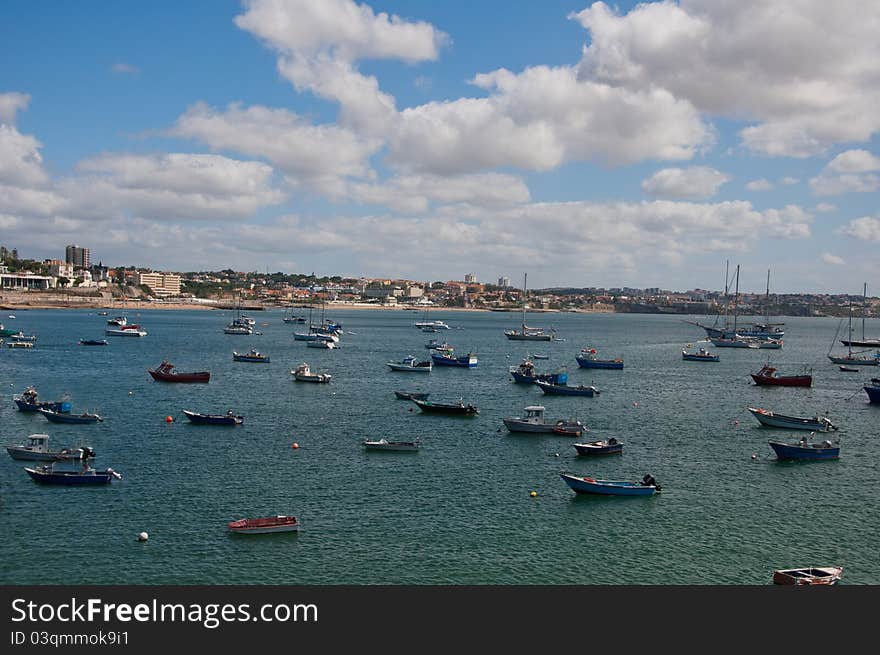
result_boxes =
[1,0,878,293]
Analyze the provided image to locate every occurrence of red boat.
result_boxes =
[227,515,299,534]
[148,361,210,383]
[772,566,842,586]
[751,364,812,387]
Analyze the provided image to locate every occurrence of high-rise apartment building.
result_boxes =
[65,245,90,268]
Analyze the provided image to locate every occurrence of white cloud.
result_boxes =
[571,1,880,157]
[0,124,49,187]
[820,253,845,265]
[641,166,729,199]
[170,102,380,195]
[837,216,880,242]
[779,176,799,186]
[814,203,836,213]
[810,149,880,195]
[745,178,773,192]
[111,63,139,74]
[0,92,30,124]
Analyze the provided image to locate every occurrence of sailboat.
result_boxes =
[840,283,880,348]
[828,299,879,366]
[708,265,783,349]
[504,273,554,341]
[295,296,339,343]
[223,291,253,334]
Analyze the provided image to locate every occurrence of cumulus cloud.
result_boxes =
[745,179,773,192]
[111,63,139,74]
[170,102,380,195]
[571,1,880,157]
[837,216,880,241]
[779,176,799,186]
[814,203,837,213]
[641,166,729,199]
[820,253,845,265]
[0,92,30,124]
[0,125,49,187]
[810,149,880,195]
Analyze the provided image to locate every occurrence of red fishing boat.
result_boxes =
[750,364,812,387]
[148,361,210,383]
[227,515,299,534]
[772,566,842,586]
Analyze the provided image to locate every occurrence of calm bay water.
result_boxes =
[1,308,877,584]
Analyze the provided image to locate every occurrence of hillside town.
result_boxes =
[0,243,876,318]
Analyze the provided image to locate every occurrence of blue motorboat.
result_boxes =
[509,359,567,384]
[535,380,599,396]
[25,464,122,485]
[769,438,840,461]
[431,352,478,368]
[575,348,624,369]
[13,386,71,414]
[561,472,659,496]
[865,379,880,403]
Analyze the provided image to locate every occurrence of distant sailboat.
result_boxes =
[840,283,880,348]
[828,299,879,366]
[504,273,554,341]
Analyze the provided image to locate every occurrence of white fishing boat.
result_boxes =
[502,406,584,435]
[291,362,331,383]
[106,325,147,337]
[6,434,95,461]
[362,438,421,452]
[747,407,838,432]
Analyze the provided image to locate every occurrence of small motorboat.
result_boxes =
[551,423,585,437]
[291,362,331,383]
[183,410,244,426]
[747,407,837,432]
[503,405,583,434]
[681,346,719,362]
[769,437,840,461]
[79,339,108,346]
[7,341,33,349]
[425,339,453,352]
[13,386,71,414]
[751,364,812,387]
[772,566,842,586]
[561,472,660,496]
[107,316,127,326]
[509,359,567,384]
[148,361,210,383]
[431,351,478,368]
[534,380,599,396]
[106,324,147,337]
[25,464,122,485]
[228,515,299,534]
[306,339,336,349]
[387,355,432,372]
[575,348,624,369]
[394,391,429,401]
[530,354,550,360]
[573,438,623,455]
[838,365,859,372]
[412,398,478,416]
[7,434,96,461]
[233,349,270,363]
[39,408,103,424]
[363,438,421,452]
[8,331,36,342]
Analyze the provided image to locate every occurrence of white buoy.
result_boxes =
[137,532,149,542]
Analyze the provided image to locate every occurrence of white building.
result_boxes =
[137,271,182,296]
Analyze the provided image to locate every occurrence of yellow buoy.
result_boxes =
[530,491,537,498]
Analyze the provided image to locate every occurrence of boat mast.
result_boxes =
[522,272,527,331]
[732,264,740,334]
[863,282,867,342]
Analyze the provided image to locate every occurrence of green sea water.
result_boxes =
[1,309,877,584]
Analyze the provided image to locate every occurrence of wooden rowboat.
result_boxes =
[228,515,299,534]
[772,566,842,586]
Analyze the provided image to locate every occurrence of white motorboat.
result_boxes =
[6,434,95,461]
[106,325,147,337]
[502,405,584,435]
[747,407,838,432]
[291,363,331,383]
[362,438,421,452]
[307,339,336,349]
[387,356,432,372]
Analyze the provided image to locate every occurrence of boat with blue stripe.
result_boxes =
[509,359,567,384]
[576,348,623,369]
[535,380,599,396]
[561,472,659,496]
[769,438,840,461]
[431,352,478,368]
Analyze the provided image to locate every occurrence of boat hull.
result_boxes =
[15,399,71,413]
[560,473,656,496]
[773,567,842,585]
[827,355,878,366]
[866,385,880,403]
[363,440,421,452]
[769,441,840,460]
[413,399,478,415]
[148,370,211,383]
[747,408,836,431]
[25,468,115,485]
[431,353,478,368]
[505,332,553,341]
[183,410,243,426]
[576,357,623,369]
[387,362,432,372]
[106,328,147,337]
[535,381,598,396]
[573,441,622,455]
[682,353,719,362]
[228,516,299,534]
[7,447,88,461]
[751,375,812,387]
[394,391,429,400]
[233,354,269,363]
[39,409,102,424]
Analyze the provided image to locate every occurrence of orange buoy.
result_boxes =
[165,415,173,423]
[292,442,300,449]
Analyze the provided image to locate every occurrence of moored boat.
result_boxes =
[769,437,840,461]
[227,515,299,534]
[233,348,269,363]
[866,379,880,403]
[747,407,837,431]
[509,359,567,384]
[183,410,244,425]
[412,398,478,416]
[772,567,842,586]
[573,438,622,455]
[503,405,583,434]
[839,365,859,372]
[291,362,331,383]
[306,339,336,349]
[504,273,555,340]
[25,464,122,485]
[106,324,147,337]
[387,355,432,372]
[7,341,33,348]
[560,472,660,496]
[534,380,599,396]
[576,348,623,369]
[394,391,429,401]
[148,361,211,383]
[39,408,103,424]
[79,339,108,346]
[7,434,95,461]
[13,386,71,414]
[107,316,127,326]
[751,364,812,387]
[681,346,719,362]
[431,351,478,368]
[363,438,421,452]
[425,339,453,352]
